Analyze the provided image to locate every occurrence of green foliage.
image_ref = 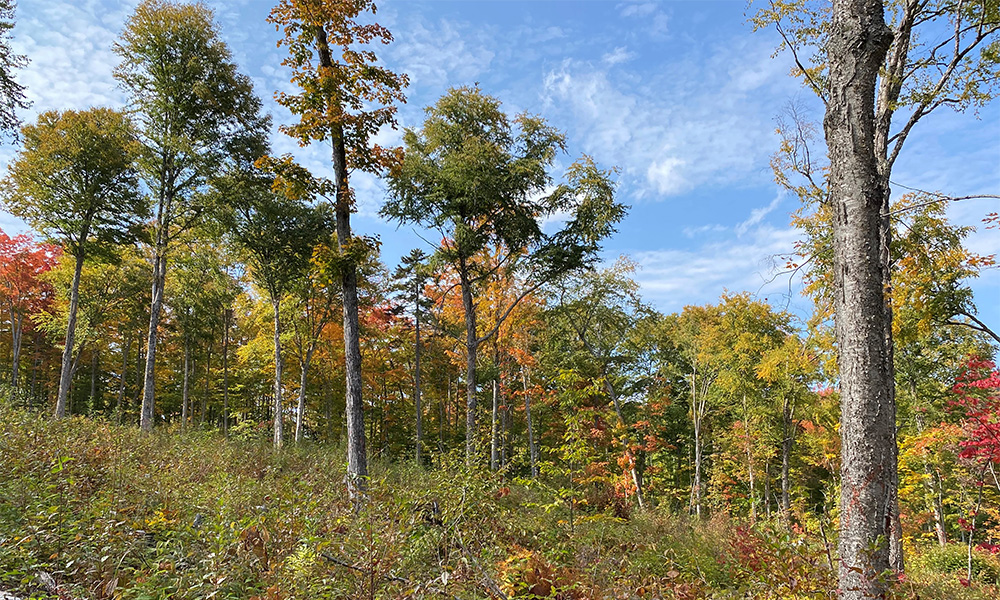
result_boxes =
[912,543,1000,585]
[2,108,146,259]
[0,0,27,138]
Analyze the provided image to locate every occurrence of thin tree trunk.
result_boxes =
[459,260,478,465]
[522,367,538,478]
[272,298,284,450]
[743,393,757,523]
[223,309,230,437]
[200,345,210,427]
[55,250,87,418]
[414,284,423,465]
[116,335,130,423]
[89,350,99,412]
[140,247,167,431]
[9,310,21,389]
[781,395,794,521]
[295,346,315,443]
[181,333,190,429]
[691,368,702,518]
[490,378,499,471]
[825,1,896,595]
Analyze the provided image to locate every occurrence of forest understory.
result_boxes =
[1,403,998,600]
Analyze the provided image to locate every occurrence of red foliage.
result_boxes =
[951,356,1000,463]
[0,229,60,319]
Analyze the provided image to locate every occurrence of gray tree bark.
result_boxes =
[314,26,368,500]
[522,368,538,478]
[825,1,896,597]
[55,248,86,418]
[140,243,167,431]
[273,298,284,449]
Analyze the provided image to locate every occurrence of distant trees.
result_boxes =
[384,87,626,464]
[0,231,57,391]
[2,108,145,419]
[114,0,267,431]
[223,168,329,449]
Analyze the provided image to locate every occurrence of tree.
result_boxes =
[0,231,58,391]
[224,168,329,450]
[392,248,430,464]
[824,1,896,595]
[114,0,267,431]
[2,108,145,419]
[0,0,28,138]
[267,0,407,497]
[383,87,626,464]
[757,0,1000,590]
[543,259,653,509]
[288,257,340,444]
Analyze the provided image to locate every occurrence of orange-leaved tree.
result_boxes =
[268,0,407,497]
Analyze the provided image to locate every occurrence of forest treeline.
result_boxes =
[0,0,999,599]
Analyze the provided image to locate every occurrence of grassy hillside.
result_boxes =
[0,404,996,599]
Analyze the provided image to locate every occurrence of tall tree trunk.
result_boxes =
[55,250,86,418]
[691,368,702,518]
[272,298,284,449]
[140,246,167,431]
[200,345,210,427]
[781,395,794,521]
[522,368,538,478]
[181,333,190,429]
[314,26,367,498]
[414,284,423,465]
[295,345,315,443]
[825,1,896,596]
[89,350,99,412]
[459,259,478,465]
[223,309,230,437]
[743,393,757,523]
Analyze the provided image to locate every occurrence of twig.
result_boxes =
[320,552,462,599]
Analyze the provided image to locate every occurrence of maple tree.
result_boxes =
[0,230,58,391]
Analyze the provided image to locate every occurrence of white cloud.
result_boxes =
[646,156,687,195]
[387,18,495,91]
[541,39,798,201]
[602,46,635,65]
[735,192,785,236]
[630,223,804,313]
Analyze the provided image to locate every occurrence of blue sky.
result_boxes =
[3,0,998,329]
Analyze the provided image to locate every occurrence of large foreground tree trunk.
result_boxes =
[825,1,896,597]
[313,26,368,501]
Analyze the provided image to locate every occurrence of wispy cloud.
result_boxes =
[602,46,635,65]
[541,38,798,201]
